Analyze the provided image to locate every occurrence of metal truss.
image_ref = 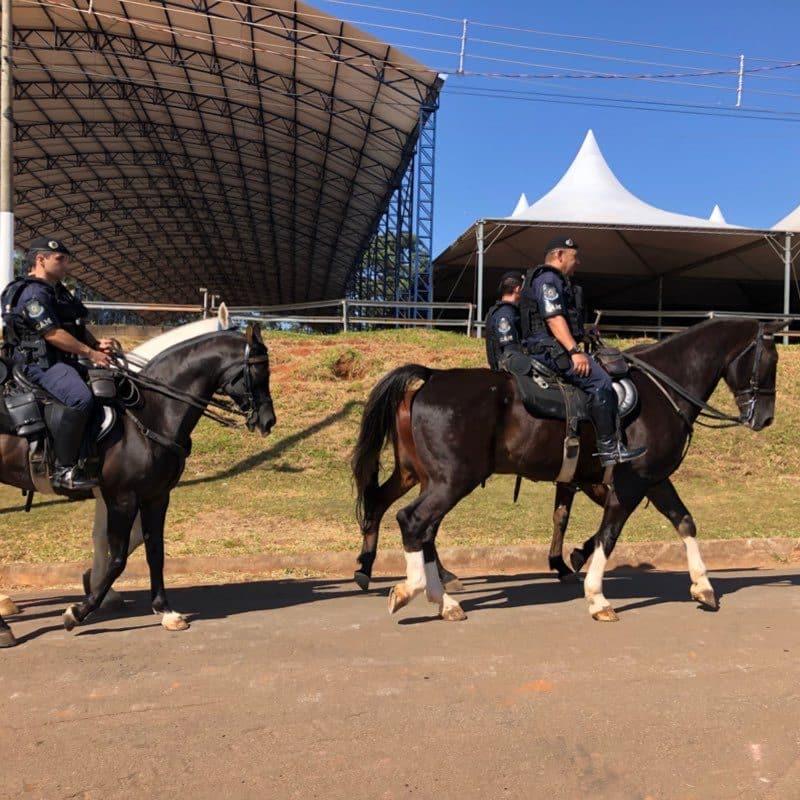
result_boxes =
[347,101,438,318]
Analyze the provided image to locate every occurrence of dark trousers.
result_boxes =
[25,363,94,412]
[531,351,614,397]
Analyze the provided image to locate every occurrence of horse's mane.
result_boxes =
[141,329,243,375]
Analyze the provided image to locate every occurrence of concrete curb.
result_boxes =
[2,537,800,589]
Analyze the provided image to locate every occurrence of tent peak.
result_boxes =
[509,129,738,229]
[510,192,530,217]
[709,204,727,224]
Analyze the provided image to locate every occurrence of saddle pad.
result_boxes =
[513,373,590,421]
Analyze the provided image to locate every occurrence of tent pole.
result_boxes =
[476,220,485,338]
[0,0,14,290]
[657,276,663,340]
[784,232,793,346]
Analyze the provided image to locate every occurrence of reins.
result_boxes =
[621,322,772,432]
[107,341,268,455]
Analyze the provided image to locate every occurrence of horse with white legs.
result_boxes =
[1,310,233,624]
[0,322,275,647]
[351,319,782,622]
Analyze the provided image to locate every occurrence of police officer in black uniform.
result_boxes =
[520,235,645,467]
[484,271,525,371]
[1,237,112,489]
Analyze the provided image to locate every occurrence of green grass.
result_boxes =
[1,329,798,565]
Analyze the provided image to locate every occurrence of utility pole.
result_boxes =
[0,0,14,289]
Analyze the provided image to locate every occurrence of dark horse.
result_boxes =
[0,324,275,647]
[352,319,783,622]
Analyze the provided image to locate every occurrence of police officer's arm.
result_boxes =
[43,328,111,366]
[546,316,590,377]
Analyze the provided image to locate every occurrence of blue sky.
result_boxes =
[314,0,800,255]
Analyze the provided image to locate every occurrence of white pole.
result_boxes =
[736,54,745,109]
[784,232,792,346]
[476,220,485,338]
[0,0,14,290]
[457,19,468,75]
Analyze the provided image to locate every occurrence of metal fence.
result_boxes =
[226,299,475,333]
[595,309,800,343]
[81,297,799,344]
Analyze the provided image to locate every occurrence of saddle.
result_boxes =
[510,347,639,484]
[0,361,118,501]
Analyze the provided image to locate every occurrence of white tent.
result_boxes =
[513,130,741,229]
[774,204,800,232]
[434,130,796,327]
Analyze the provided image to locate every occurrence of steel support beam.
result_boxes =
[0,0,14,289]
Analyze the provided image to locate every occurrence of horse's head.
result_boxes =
[221,323,276,436]
[723,320,785,431]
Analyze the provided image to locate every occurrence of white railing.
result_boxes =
[595,309,800,342]
[227,299,476,334]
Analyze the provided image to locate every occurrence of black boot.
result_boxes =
[44,404,98,491]
[589,389,647,468]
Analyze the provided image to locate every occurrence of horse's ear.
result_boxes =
[217,303,230,330]
[765,318,790,336]
[244,322,254,344]
[252,322,263,344]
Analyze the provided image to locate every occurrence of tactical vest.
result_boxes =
[1,278,88,367]
[484,301,517,370]
[520,265,585,341]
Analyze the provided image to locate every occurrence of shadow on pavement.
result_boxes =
[6,568,799,644]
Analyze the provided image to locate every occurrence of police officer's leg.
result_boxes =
[567,360,646,467]
[36,363,98,489]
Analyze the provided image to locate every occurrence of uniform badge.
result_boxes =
[25,299,44,318]
[48,240,59,250]
[543,284,559,300]
[497,317,511,334]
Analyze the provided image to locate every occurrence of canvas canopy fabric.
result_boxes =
[10,0,441,305]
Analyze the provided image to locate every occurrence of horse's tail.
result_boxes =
[352,363,433,528]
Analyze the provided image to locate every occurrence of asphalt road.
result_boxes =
[1,568,799,800]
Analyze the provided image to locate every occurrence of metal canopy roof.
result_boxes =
[10,0,441,304]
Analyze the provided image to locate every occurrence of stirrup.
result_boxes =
[595,443,647,467]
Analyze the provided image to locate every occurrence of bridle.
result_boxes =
[108,337,271,457]
[622,322,775,431]
[219,342,270,416]
[730,322,776,426]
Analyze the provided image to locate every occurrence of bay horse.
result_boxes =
[351,318,783,622]
[0,323,275,647]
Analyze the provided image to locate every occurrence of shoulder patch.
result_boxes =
[24,299,45,318]
[542,283,559,300]
[497,316,511,334]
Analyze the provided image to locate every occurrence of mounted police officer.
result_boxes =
[1,237,112,490]
[520,235,646,467]
[484,271,525,371]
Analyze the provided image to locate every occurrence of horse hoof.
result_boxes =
[161,612,190,631]
[591,607,619,622]
[63,605,80,632]
[0,628,17,648]
[354,571,371,592]
[442,577,464,593]
[0,597,21,616]
[570,549,587,573]
[691,588,718,610]
[440,605,467,622]
[388,585,411,615]
[557,571,582,585]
